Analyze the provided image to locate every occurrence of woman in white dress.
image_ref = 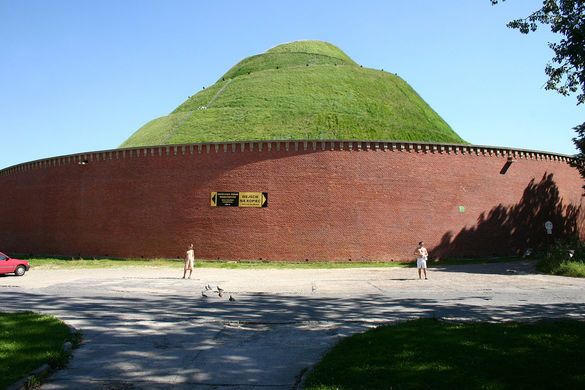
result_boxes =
[182,243,195,279]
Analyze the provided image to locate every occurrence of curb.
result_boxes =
[6,364,51,390]
[293,365,313,390]
[7,323,79,390]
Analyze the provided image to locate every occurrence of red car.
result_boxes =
[0,252,30,276]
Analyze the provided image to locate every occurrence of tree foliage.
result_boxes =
[492,0,584,179]
[492,0,585,103]
[573,122,585,180]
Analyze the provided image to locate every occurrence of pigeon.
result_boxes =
[205,284,212,290]
[229,295,235,302]
[217,286,224,294]
[202,291,209,298]
[219,292,224,298]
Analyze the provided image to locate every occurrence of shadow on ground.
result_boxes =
[3,279,585,389]
[429,259,538,275]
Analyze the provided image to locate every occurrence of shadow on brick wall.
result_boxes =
[431,173,583,259]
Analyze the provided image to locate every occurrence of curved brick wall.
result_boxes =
[0,141,583,261]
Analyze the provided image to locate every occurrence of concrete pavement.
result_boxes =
[2,261,585,389]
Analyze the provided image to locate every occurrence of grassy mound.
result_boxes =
[221,40,356,80]
[266,40,356,63]
[121,41,465,147]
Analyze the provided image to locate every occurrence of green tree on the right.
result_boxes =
[492,0,584,183]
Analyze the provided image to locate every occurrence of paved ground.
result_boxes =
[2,261,585,389]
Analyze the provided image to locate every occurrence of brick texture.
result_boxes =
[0,141,583,261]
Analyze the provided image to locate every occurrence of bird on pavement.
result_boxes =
[229,295,235,301]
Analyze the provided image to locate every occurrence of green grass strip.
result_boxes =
[21,256,528,270]
[26,257,408,270]
[304,318,585,389]
[0,312,77,389]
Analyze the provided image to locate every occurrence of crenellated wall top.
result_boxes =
[0,140,576,176]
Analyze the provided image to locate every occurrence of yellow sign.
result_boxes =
[239,192,266,208]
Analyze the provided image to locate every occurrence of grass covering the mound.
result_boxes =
[0,312,78,389]
[221,52,353,80]
[304,318,585,390]
[266,40,356,64]
[221,41,356,79]
[120,40,465,148]
[122,65,463,147]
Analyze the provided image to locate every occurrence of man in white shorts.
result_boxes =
[182,243,195,279]
[414,241,428,280]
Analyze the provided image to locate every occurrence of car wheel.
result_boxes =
[15,265,26,276]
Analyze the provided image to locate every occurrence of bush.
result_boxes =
[538,238,585,277]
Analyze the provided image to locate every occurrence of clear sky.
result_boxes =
[1,0,582,169]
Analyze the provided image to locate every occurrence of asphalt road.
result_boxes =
[2,261,585,389]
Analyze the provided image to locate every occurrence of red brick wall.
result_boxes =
[0,141,583,261]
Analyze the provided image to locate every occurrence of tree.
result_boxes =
[574,122,585,180]
[492,0,585,180]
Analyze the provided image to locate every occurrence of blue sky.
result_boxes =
[1,0,582,169]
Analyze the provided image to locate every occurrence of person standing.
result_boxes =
[182,243,195,279]
[414,241,428,280]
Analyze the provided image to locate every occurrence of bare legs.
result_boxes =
[418,268,428,279]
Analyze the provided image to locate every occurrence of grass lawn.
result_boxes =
[0,312,78,389]
[25,257,409,270]
[21,255,528,270]
[304,318,585,390]
[27,257,186,269]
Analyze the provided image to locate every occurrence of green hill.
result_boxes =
[121,40,465,147]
